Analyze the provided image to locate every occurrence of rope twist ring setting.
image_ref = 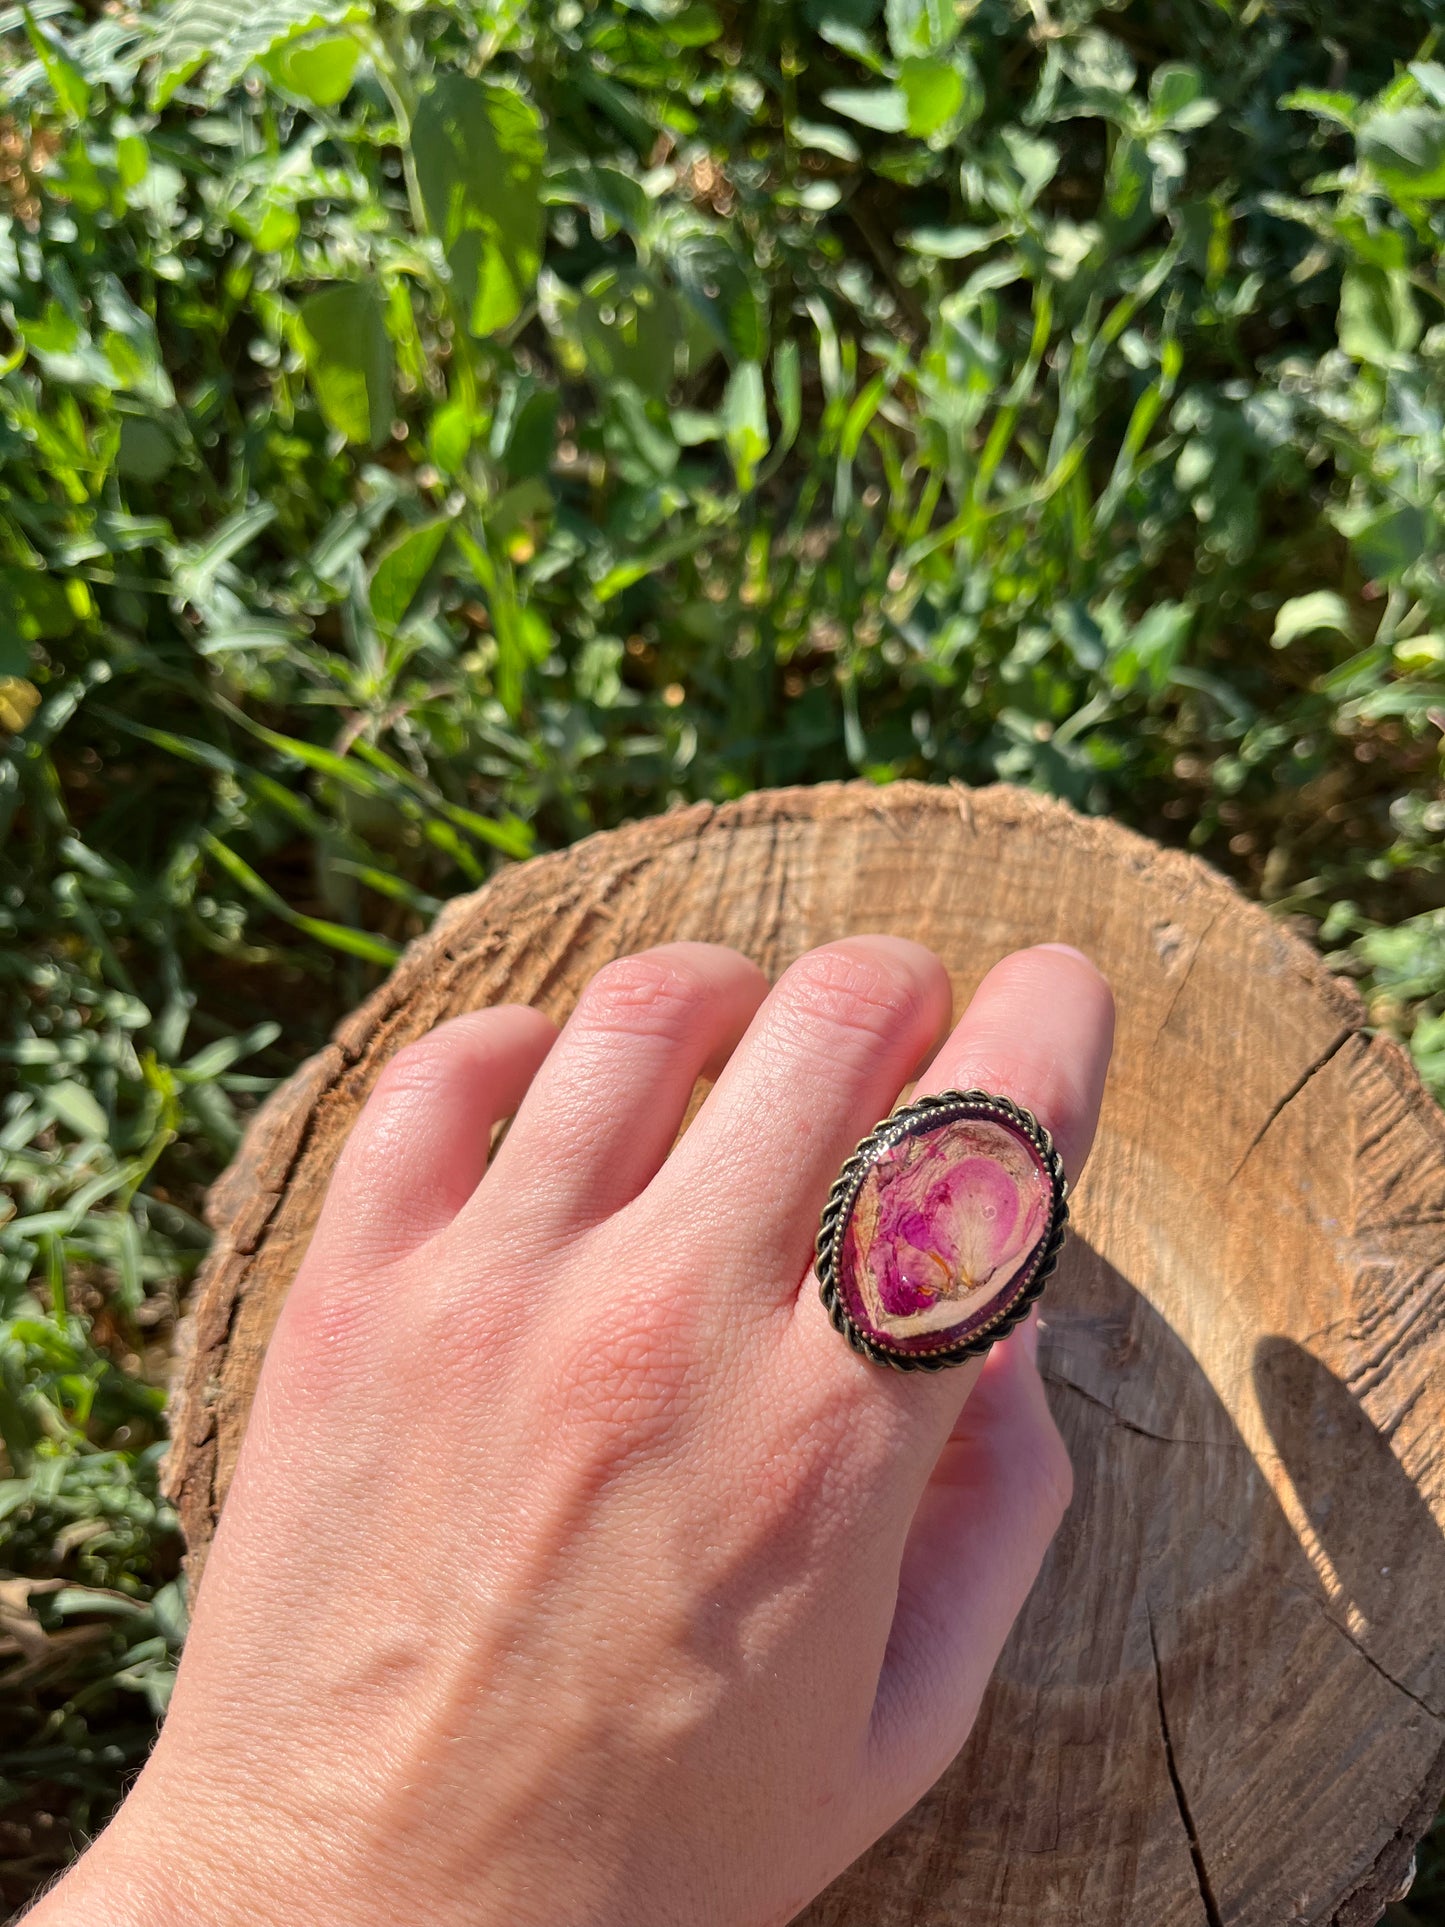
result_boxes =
[816,1088,1069,1372]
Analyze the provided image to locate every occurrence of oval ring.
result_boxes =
[816,1088,1069,1372]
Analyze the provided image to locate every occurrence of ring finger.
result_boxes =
[788,942,1114,1464]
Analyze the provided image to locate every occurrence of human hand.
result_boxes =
[34,936,1113,1927]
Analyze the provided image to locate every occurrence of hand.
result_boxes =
[34,937,1113,1927]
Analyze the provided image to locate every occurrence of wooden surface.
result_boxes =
[166,781,1445,1927]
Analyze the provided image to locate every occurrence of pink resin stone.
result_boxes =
[828,1106,1058,1361]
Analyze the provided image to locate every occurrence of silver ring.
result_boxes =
[816,1089,1068,1371]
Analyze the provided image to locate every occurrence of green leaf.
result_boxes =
[1338,265,1420,368]
[1062,28,1136,95]
[820,86,909,133]
[1272,591,1355,649]
[263,30,361,107]
[1281,88,1361,131]
[899,56,966,139]
[1109,601,1192,695]
[414,75,546,339]
[147,0,366,108]
[240,200,301,252]
[202,834,400,964]
[171,502,277,606]
[773,338,802,455]
[541,265,681,399]
[369,519,450,632]
[0,569,83,644]
[884,0,955,59]
[117,418,176,483]
[196,621,305,655]
[1359,106,1445,201]
[294,282,392,446]
[722,360,769,492]
[1148,63,1216,130]
[181,1022,281,1080]
[903,222,994,258]
[546,160,652,238]
[789,118,861,162]
[46,1081,109,1141]
[21,7,90,120]
[1333,501,1429,586]
[426,399,475,477]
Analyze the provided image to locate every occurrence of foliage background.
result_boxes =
[1,0,1444,1912]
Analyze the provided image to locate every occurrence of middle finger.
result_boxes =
[646,935,952,1306]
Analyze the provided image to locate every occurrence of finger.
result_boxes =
[865,1315,1072,1809]
[912,943,1114,1178]
[646,937,953,1307]
[788,942,1113,1461]
[307,1006,557,1272]
[473,943,770,1241]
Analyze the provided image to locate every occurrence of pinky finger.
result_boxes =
[305,1005,557,1275]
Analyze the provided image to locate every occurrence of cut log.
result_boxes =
[166,780,1445,1927]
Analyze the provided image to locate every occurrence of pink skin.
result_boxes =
[31,939,1114,1927]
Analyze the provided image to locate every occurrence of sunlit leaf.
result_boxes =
[884,0,955,58]
[414,75,545,338]
[821,86,909,133]
[1272,592,1355,649]
[899,57,966,140]
[722,360,769,492]
[147,0,365,107]
[1338,265,1420,368]
[21,7,90,119]
[370,519,450,632]
[263,30,361,106]
[294,282,393,446]
[1359,105,1445,200]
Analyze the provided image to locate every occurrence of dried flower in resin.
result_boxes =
[816,1091,1068,1370]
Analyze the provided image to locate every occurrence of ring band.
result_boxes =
[816,1088,1068,1371]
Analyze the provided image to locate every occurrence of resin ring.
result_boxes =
[816,1089,1068,1372]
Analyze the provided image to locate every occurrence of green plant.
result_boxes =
[2,0,1444,1905]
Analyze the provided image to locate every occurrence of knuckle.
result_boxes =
[574,952,714,1048]
[370,1030,454,1106]
[943,1053,1049,1134]
[780,945,931,1057]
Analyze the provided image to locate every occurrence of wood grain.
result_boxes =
[166,781,1445,1927]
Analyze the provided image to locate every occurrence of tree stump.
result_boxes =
[166,781,1445,1927]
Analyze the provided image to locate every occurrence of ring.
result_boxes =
[816,1089,1068,1371]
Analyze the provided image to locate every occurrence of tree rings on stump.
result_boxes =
[167,781,1445,1927]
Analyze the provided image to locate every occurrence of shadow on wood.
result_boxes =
[166,781,1445,1927]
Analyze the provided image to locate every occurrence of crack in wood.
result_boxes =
[1043,1369,1220,1448]
[1228,1022,1363,1181]
[1283,1582,1445,1724]
[1152,908,1218,1050]
[1147,1600,1225,1927]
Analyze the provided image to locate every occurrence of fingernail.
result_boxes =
[1037,943,1093,966]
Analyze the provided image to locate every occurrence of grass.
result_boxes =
[1,0,1444,1910]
